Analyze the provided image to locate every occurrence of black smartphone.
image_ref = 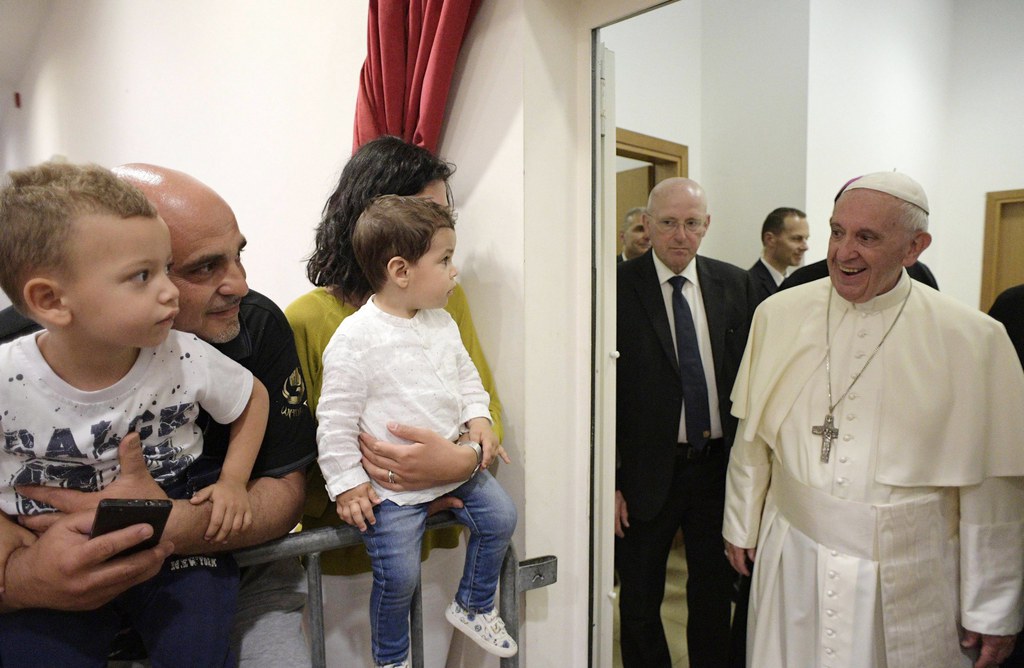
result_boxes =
[89,498,173,557]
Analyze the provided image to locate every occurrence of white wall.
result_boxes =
[940,0,1024,307]
[601,0,703,178]
[0,0,360,312]
[805,0,952,285]
[699,0,811,267]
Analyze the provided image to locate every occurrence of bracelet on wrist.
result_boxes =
[460,440,483,478]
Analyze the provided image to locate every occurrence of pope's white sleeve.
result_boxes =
[959,475,1024,635]
[722,419,772,549]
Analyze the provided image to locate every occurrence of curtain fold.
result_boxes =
[353,0,481,154]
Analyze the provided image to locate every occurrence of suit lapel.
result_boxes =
[751,261,774,296]
[633,254,679,376]
[697,257,725,381]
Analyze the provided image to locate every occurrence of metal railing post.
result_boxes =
[306,551,326,668]
[499,544,520,668]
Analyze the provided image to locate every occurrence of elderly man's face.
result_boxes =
[620,215,651,260]
[643,186,709,274]
[827,190,929,303]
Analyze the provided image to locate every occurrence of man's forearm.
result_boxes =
[166,470,306,554]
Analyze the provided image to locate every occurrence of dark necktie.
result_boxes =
[668,275,711,450]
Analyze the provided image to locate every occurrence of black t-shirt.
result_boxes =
[0,291,316,481]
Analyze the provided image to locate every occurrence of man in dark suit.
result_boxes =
[989,283,1024,668]
[618,206,650,263]
[748,207,809,303]
[615,177,756,667]
[990,284,1024,364]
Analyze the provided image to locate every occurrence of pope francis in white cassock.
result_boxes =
[723,172,1024,668]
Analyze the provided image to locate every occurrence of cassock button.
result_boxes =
[826,609,836,617]
[825,648,835,656]
[857,330,868,338]
[830,550,838,557]
[826,589,836,598]
[825,629,836,638]
[843,434,852,441]
[839,456,849,464]
[855,351,866,359]
[848,392,858,400]
[828,570,837,579]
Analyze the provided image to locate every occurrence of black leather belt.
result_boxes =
[676,438,724,460]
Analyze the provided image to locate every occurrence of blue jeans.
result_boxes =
[0,553,238,667]
[362,470,517,665]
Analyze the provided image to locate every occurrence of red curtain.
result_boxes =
[353,0,481,154]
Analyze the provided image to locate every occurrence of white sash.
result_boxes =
[772,464,964,668]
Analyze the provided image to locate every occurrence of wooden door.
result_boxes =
[980,188,1024,311]
[615,165,653,255]
[613,129,688,257]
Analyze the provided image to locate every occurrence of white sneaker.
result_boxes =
[375,658,410,668]
[445,600,518,658]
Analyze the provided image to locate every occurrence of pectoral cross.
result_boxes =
[812,413,839,463]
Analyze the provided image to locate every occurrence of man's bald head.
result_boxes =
[643,177,710,274]
[113,164,249,343]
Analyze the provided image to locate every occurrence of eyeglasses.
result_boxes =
[651,218,707,235]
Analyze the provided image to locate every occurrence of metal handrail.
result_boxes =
[234,512,521,668]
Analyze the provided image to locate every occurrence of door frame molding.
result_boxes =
[980,188,1024,310]
[615,127,688,180]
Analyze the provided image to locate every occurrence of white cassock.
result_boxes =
[724,272,1024,668]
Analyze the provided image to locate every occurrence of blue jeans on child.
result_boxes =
[363,469,517,665]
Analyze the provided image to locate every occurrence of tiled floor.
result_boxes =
[612,538,689,667]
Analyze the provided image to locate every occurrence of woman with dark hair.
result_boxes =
[286,136,504,663]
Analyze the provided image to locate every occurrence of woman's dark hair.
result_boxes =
[305,136,455,303]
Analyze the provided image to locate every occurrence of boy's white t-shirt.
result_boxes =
[0,329,253,515]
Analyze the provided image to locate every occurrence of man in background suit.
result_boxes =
[749,207,809,303]
[618,206,651,262]
[989,283,1024,668]
[990,284,1024,363]
[615,177,756,667]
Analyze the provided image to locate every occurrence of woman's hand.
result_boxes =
[359,423,478,490]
